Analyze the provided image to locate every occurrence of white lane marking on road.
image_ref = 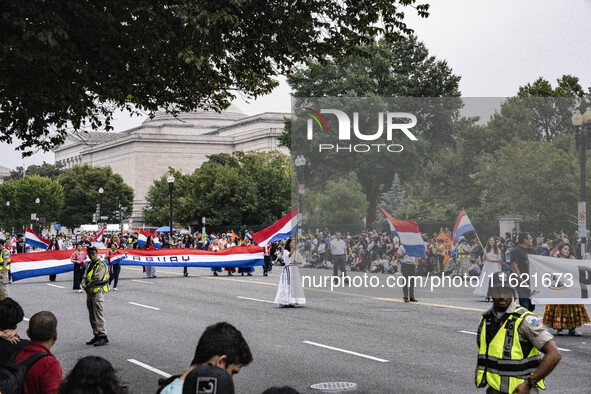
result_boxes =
[458,331,571,351]
[131,279,154,284]
[46,284,65,289]
[128,302,160,310]
[303,341,389,363]
[237,296,275,304]
[127,359,171,378]
[23,317,30,322]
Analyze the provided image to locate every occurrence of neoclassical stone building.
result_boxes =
[54,106,289,225]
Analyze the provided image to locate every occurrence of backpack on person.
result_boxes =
[0,352,49,394]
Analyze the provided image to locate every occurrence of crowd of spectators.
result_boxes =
[0,297,299,394]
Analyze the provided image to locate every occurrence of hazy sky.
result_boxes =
[1,0,590,170]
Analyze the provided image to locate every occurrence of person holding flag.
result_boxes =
[107,241,124,290]
[238,237,254,276]
[224,231,237,276]
[452,209,476,246]
[144,235,157,278]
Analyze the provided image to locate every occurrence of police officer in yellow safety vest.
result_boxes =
[457,236,472,277]
[0,239,11,301]
[476,272,561,393]
[82,246,110,347]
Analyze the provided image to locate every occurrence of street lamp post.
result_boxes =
[98,187,104,224]
[5,201,9,234]
[294,155,306,237]
[35,197,40,233]
[572,108,591,256]
[167,175,175,246]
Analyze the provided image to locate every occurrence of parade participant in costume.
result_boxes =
[475,272,561,393]
[70,243,86,293]
[82,246,110,346]
[274,239,305,307]
[542,243,590,336]
[473,236,502,298]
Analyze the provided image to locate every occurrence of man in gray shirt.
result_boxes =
[329,232,348,280]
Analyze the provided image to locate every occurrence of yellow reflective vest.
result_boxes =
[85,259,110,294]
[0,247,10,271]
[476,306,545,393]
[458,244,471,259]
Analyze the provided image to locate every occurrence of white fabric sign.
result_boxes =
[529,255,591,304]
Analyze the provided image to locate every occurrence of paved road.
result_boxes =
[7,266,591,393]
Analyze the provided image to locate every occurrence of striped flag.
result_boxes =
[379,207,426,258]
[10,247,263,281]
[25,226,50,250]
[137,230,162,249]
[95,227,105,242]
[452,209,476,246]
[252,208,298,247]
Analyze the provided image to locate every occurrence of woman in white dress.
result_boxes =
[473,236,502,297]
[274,238,306,307]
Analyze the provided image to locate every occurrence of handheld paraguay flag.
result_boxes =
[452,209,476,246]
[94,226,105,242]
[153,235,163,249]
[379,207,426,258]
[25,226,50,250]
[137,230,163,249]
[252,208,298,247]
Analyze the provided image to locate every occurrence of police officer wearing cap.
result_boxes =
[82,246,110,346]
[475,272,561,393]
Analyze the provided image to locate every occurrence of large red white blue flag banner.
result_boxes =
[10,246,264,281]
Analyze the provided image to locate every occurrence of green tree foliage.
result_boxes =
[305,172,368,227]
[142,168,187,228]
[143,151,290,227]
[373,173,409,227]
[1,0,429,156]
[10,162,65,180]
[477,141,578,220]
[284,36,461,223]
[57,165,134,228]
[0,175,64,232]
[488,75,590,143]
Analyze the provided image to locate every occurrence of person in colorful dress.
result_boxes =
[70,243,86,293]
[542,243,590,336]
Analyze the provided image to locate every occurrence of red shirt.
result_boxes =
[15,342,62,394]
